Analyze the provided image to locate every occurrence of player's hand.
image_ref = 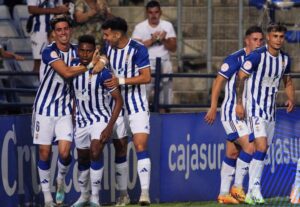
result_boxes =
[91,49,102,74]
[236,103,245,120]
[100,125,113,143]
[285,99,295,113]
[204,107,217,125]
[92,56,108,74]
[104,75,119,88]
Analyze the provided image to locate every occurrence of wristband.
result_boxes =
[87,62,94,70]
[118,77,125,85]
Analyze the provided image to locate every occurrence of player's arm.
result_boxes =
[51,59,88,78]
[104,67,151,88]
[235,70,249,119]
[204,75,226,125]
[283,75,295,112]
[100,88,123,143]
[50,49,100,78]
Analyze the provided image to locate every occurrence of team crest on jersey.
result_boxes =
[50,51,59,58]
[221,63,229,72]
[243,61,252,70]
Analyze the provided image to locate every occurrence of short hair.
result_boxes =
[267,22,287,33]
[101,17,128,34]
[50,14,73,29]
[245,25,263,36]
[146,0,161,10]
[78,35,96,47]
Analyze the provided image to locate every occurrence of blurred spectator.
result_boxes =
[27,0,70,73]
[72,0,112,46]
[4,0,24,15]
[132,0,176,112]
[0,44,25,60]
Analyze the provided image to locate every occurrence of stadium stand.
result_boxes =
[12,5,30,37]
[0,1,300,113]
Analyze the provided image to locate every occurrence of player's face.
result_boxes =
[102,28,121,48]
[147,7,161,25]
[78,42,95,66]
[267,31,285,50]
[53,21,71,45]
[246,32,264,51]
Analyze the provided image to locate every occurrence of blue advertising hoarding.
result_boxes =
[0,109,300,205]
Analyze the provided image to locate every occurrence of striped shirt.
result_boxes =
[103,39,150,115]
[241,45,291,121]
[27,0,63,33]
[71,58,114,128]
[33,42,77,116]
[219,49,246,121]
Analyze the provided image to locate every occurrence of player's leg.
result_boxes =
[231,121,254,203]
[129,111,151,206]
[55,115,73,204]
[32,113,56,206]
[133,133,151,206]
[113,137,130,206]
[113,116,130,206]
[72,126,91,207]
[247,117,273,204]
[291,159,300,203]
[89,123,109,207]
[218,140,239,204]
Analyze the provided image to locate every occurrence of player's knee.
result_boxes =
[243,144,255,154]
[226,151,239,159]
[78,155,90,165]
[134,144,147,152]
[39,150,51,161]
[90,150,100,161]
[115,146,127,157]
[59,150,70,161]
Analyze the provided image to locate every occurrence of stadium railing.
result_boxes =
[1,60,300,113]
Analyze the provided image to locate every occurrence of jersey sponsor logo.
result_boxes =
[220,63,229,72]
[243,61,252,70]
[50,51,59,59]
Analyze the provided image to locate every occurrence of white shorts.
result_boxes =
[222,120,250,142]
[248,116,275,145]
[113,111,150,139]
[74,122,108,149]
[32,113,73,145]
[30,31,48,59]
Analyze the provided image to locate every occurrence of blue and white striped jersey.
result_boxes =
[219,49,246,121]
[71,58,114,128]
[103,39,150,115]
[33,42,77,117]
[27,0,63,33]
[241,45,291,121]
